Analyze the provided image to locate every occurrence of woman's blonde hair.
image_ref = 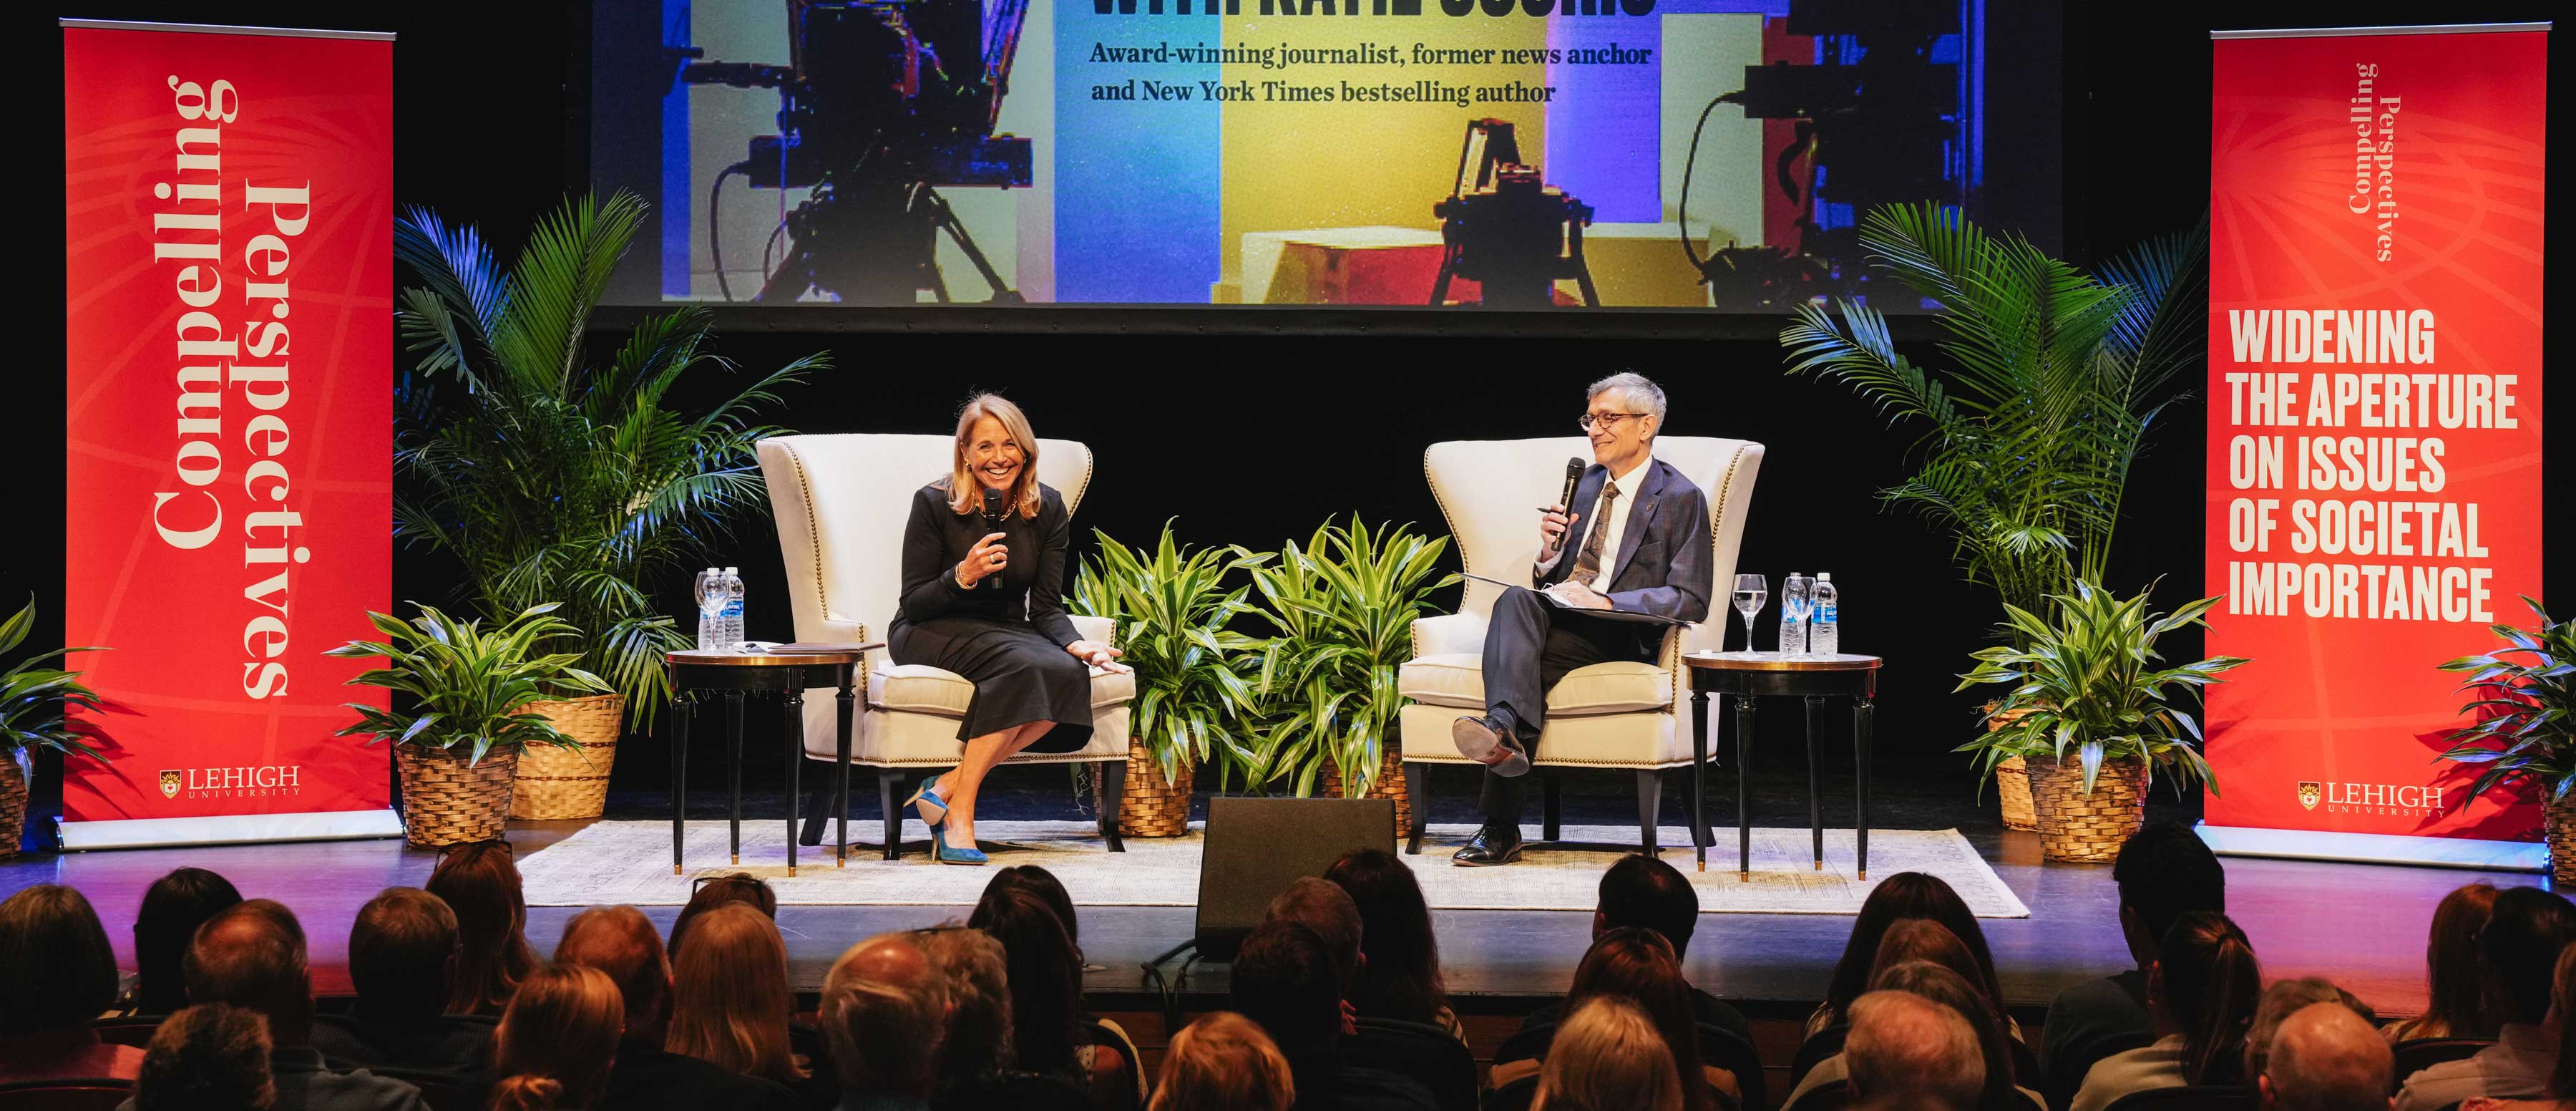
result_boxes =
[1534,996,1684,1111]
[491,964,624,1111]
[1148,1011,1294,1111]
[940,392,1043,518]
[666,903,809,1084]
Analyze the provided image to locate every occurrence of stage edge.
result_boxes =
[58,810,405,851]
[2197,824,2546,872]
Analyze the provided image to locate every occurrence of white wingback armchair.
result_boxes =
[1395,436,1762,853]
[756,434,1135,859]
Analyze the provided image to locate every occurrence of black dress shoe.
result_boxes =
[1452,827,1525,867]
[1452,714,1532,777]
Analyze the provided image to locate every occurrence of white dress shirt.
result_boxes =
[1537,455,1653,582]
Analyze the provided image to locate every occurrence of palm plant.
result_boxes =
[1954,581,2248,796]
[0,599,108,765]
[1068,525,1269,790]
[1246,518,1460,797]
[2435,597,2576,805]
[1782,203,2207,634]
[325,602,613,766]
[393,190,824,727]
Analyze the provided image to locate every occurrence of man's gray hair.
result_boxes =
[1586,372,1668,427]
[2264,1001,2393,1111]
[1847,990,1986,1111]
[2245,978,2373,1081]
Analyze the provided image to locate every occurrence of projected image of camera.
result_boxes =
[671,0,1034,304]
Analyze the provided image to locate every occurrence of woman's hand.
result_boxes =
[1068,640,1131,674]
[956,531,1010,588]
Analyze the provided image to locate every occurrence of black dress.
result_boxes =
[889,482,1094,752]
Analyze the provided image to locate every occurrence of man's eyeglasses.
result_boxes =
[1578,412,1647,432]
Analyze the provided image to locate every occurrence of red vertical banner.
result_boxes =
[2202,26,2547,865]
[62,21,398,848]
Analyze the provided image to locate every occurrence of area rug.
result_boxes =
[515,821,2027,917]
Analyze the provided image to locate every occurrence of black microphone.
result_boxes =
[1558,457,1586,513]
[979,487,1008,591]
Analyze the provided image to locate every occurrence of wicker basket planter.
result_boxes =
[1111,743,1195,838]
[1996,757,2039,832]
[396,745,522,848]
[0,749,28,860]
[1318,743,1412,835]
[2025,753,2147,863]
[509,694,625,820]
[2545,792,2576,885]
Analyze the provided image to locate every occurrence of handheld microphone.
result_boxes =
[1558,457,1586,513]
[980,487,1008,591]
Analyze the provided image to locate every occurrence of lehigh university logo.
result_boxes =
[2298,782,2323,811]
[159,770,182,800]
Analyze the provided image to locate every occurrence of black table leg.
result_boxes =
[784,688,804,876]
[726,692,745,865]
[1735,694,1755,880]
[836,676,855,868]
[1805,694,1823,870]
[669,693,689,875]
[1689,687,1709,872]
[1855,697,1874,880]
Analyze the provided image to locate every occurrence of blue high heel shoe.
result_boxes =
[930,821,988,865]
[904,772,951,824]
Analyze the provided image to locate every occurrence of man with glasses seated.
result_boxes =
[1450,372,1714,867]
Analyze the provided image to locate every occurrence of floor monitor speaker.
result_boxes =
[1194,795,1396,960]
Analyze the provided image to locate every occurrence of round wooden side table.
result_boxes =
[1683,651,1882,879]
[665,645,877,876]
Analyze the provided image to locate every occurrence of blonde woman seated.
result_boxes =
[491,964,625,1111]
[896,393,1128,865]
[1533,997,1684,1111]
[1149,1012,1296,1111]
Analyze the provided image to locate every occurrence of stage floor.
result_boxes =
[1,760,2546,1024]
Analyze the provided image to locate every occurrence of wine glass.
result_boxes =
[1780,573,1815,656]
[1731,574,1767,656]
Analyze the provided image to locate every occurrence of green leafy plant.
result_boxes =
[1068,525,1269,790]
[325,602,613,766]
[0,600,109,763]
[392,190,824,729]
[1246,518,1460,797]
[1954,581,2249,796]
[1782,203,2207,637]
[2436,598,2575,805]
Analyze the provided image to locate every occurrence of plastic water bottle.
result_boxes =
[1811,573,1840,656]
[693,568,724,652]
[720,566,746,650]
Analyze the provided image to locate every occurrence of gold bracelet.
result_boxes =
[955,563,973,589]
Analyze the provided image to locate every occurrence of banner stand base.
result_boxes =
[58,809,404,851]
[2197,823,2545,872]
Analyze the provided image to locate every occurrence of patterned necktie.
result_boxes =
[1571,482,1621,587]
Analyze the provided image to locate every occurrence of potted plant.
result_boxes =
[326,603,612,846]
[1955,581,2248,863]
[1246,518,1458,830]
[1068,525,1267,837]
[393,190,822,819]
[0,601,107,858]
[1782,202,2207,828]
[2435,598,2576,880]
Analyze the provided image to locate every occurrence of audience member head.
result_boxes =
[1566,927,1711,1111]
[1872,961,2019,1111]
[1869,919,1997,1012]
[1534,996,1684,1111]
[989,865,1080,946]
[2258,1003,2391,1111]
[2113,821,2228,971]
[2152,911,2262,1087]
[821,931,950,1101]
[426,839,539,1015]
[668,903,806,1084]
[490,963,625,1111]
[1324,848,1450,1024]
[553,904,672,1042]
[1231,920,1345,1054]
[1265,876,1365,992]
[347,887,458,1022]
[1846,990,1986,1111]
[0,883,122,1037]
[2245,979,2374,1082]
[1596,853,1700,960]
[185,899,314,1046]
[135,1003,275,1111]
[2551,944,2576,1099]
[970,881,1086,1078]
[2410,882,2501,1039]
[668,873,776,956]
[919,924,1015,1090]
[2478,886,2576,1025]
[1149,1011,1297,1111]
[134,867,243,1016]
[1826,873,2004,1023]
